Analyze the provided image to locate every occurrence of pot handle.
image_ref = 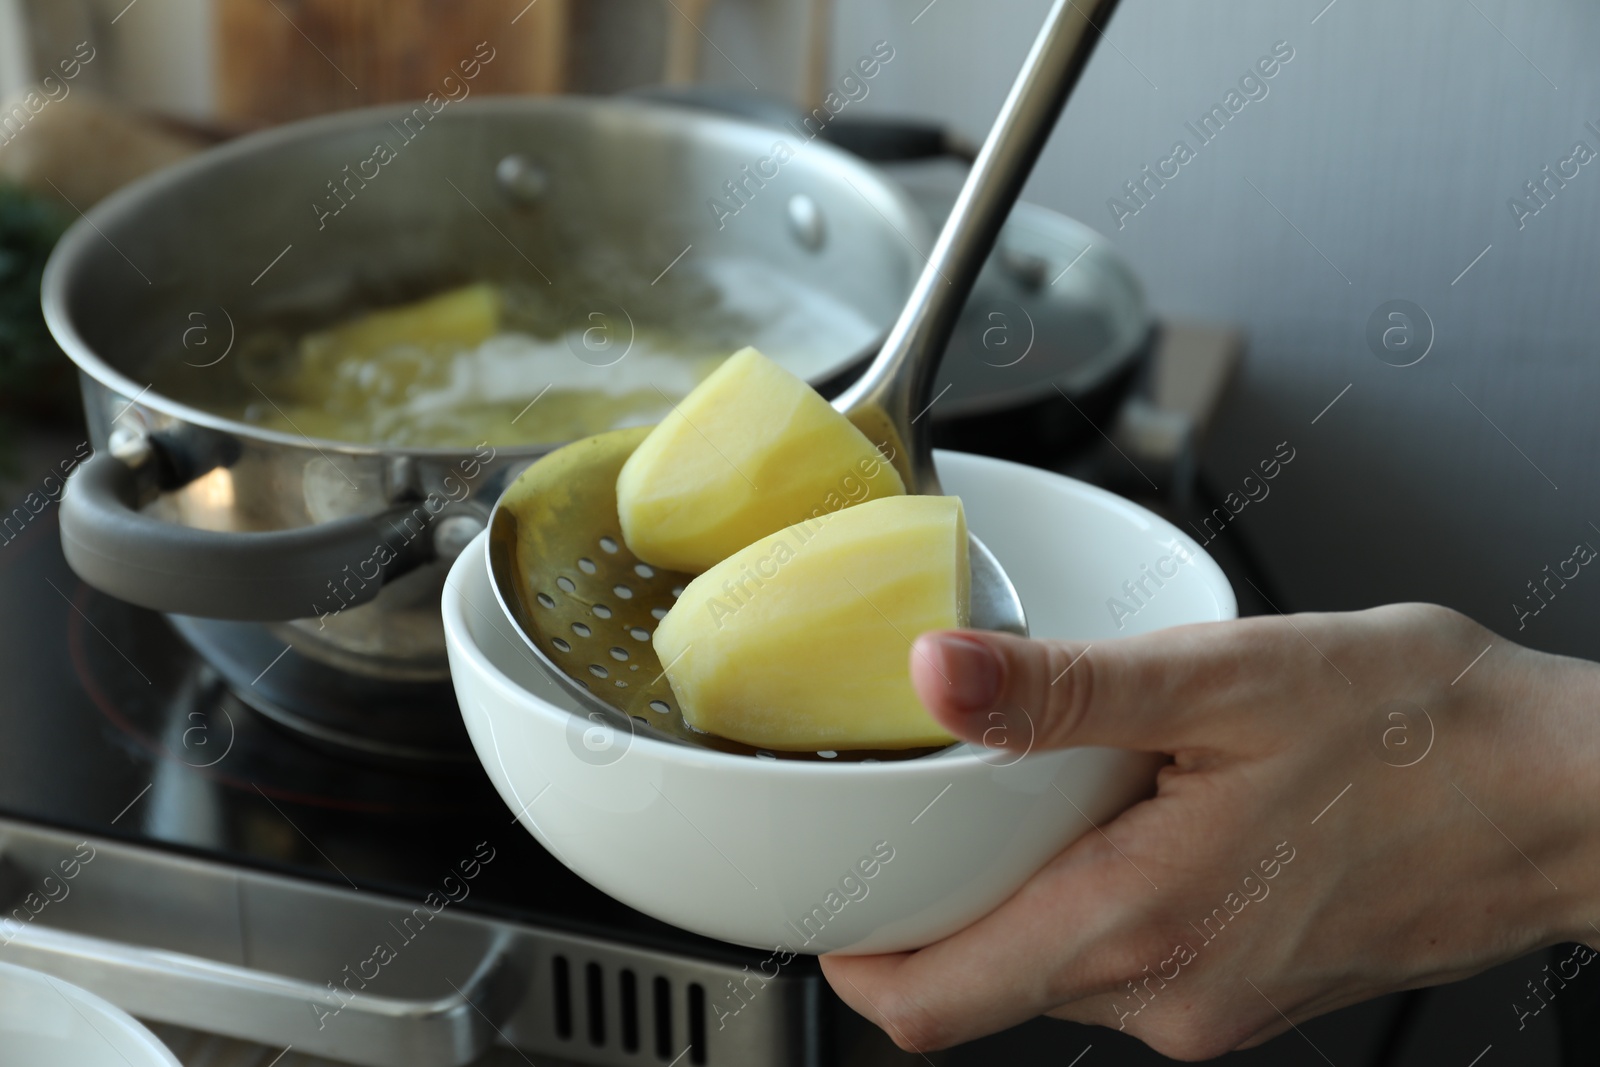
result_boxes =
[821,117,980,164]
[60,450,436,622]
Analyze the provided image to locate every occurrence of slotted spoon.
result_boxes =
[488,0,1119,760]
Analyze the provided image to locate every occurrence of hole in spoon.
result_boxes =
[599,536,619,554]
[593,604,613,619]
[578,557,597,575]
[629,627,650,641]
[609,647,629,661]
[552,637,570,652]
[588,664,608,678]
[634,563,655,578]
[536,592,555,609]
[818,750,837,759]
[648,700,670,714]
[650,607,667,620]
[572,622,591,637]
[556,576,576,593]
[671,585,685,598]
[613,584,634,600]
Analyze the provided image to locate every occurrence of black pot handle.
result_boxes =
[821,117,979,164]
[60,451,437,622]
[629,86,979,163]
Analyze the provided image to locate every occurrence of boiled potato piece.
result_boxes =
[616,346,905,573]
[300,283,501,366]
[653,495,968,751]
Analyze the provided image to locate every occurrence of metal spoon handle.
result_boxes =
[837,0,1120,493]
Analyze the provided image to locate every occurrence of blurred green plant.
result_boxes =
[0,181,76,475]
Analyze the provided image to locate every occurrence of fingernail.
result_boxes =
[925,633,1001,713]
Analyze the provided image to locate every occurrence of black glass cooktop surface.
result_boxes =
[0,511,774,969]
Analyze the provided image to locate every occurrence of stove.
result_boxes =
[0,325,1254,1067]
[0,507,855,1066]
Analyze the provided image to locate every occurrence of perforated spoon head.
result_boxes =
[487,425,1026,762]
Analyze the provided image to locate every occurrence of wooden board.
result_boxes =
[215,0,569,126]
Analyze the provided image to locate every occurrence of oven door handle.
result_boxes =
[59,450,439,622]
[0,920,517,1067]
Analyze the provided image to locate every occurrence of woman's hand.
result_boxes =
[820,605,1600,1060]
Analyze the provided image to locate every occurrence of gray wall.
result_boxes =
[822,0,1600,659]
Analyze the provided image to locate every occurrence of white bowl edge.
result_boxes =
[0,961,182,1067]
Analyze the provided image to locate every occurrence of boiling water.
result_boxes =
[146,256,882,449]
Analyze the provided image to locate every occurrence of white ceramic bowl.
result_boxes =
[0,961,181,1067]
[445,451,1235,954]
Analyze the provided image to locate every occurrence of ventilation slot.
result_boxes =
[653,975,673,1058]
[553,955,573,1039]
[555,958,664,1058]
[586,961,607,1046]
[688,982,708,1064]
[620,969,640,1053]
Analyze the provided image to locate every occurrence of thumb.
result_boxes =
[910,629,1186,752]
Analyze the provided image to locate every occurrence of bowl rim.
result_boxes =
[445,450,1237,776]
[0,961,182,1066]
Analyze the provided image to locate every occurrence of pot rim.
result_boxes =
[926,197,1152,419]
[42,96,924,460]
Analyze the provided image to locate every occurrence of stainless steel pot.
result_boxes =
[47,98,928,758]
